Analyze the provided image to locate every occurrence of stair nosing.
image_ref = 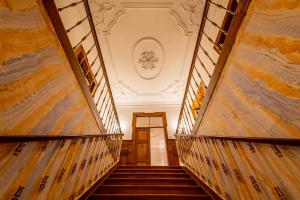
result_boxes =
[99,185,201,188]
[91,194,209,197]
[106,178,193,180]
[112,172,188,175]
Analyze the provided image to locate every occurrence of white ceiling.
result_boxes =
[89,0,204,106]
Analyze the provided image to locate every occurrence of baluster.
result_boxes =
[208,0,236,15]
[95,80,106,106]
[194,63,208,88]
[57,0,85,11]
[100,96,110,120]
[183,106,193,134]
[103,102,112,127]
[107,114,115,134]
[196,55,212,78]
[187,90,198,120]
[66,16,88,33]
[198,43,217,65]
[185,99,196,125]
[181,114,190,134]
[206,16,227,35]
[105,107,114,131]
[72,30,92,50]
[98,89,109,115]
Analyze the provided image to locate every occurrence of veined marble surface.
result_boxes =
[198,0,300,138]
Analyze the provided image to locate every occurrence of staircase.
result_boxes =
[88,165,212,200]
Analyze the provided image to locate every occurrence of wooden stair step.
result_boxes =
[95,185,205,195]
[103,178,196,185]
[109,172,190,178]
[114,169,185,174]
[117,165,182,170]
[89,194,211,200]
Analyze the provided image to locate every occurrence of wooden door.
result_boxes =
[134,128,150,165]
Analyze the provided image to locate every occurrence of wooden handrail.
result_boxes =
[176,0,251,136]
[84,0,121,134]
[176,0,210,135]
[0,133,124,143]
[175,134,300,146]
[43,0,121,134]
[191,0,251,135]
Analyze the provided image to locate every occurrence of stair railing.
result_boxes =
[0,133,123,199]
[176,0,247,136]
[171,0,300,199]
[43,0,121,135]
[175,134,300,199]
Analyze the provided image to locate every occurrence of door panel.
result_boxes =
[134,128,150,165]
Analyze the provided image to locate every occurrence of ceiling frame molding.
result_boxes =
[120,1,174,8]
[88,0,204,106]
[90,0,201,36]
[169,9,193,36]
[104,9,126,35]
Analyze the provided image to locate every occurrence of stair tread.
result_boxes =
[112,172,187,174]
[106,178,193,180]
[115,168,184,171]
[99,185,201,188]
[89,193,211,200]
[89,166,211,199]
[114,169,185,173]
[109,173,190,178]
[91,194,209,197]
[118,166,181,168]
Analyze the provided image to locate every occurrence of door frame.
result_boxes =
[132,112,169,165]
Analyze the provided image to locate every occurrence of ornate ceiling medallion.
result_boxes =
[139,51,159,70]
[132,37,164,80]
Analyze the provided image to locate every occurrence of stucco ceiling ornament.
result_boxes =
[133,37,164,80]
[89,0,115,26]
[139,51,159,70]
[180,0,204,26]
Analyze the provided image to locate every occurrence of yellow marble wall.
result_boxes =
[0,0,101,135]
[0,0,119,199]
[198,0,300,138]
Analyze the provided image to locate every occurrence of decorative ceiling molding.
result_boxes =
[120,1,174,8]
[180,0,205,26]
[112,80,138,101]
[132,37,164,80]
[89,0,115,25]
[169,10,192,36]
[160,80,186,100]
[89,0,204,105]
[139,51,159,70]
[90,0,202,36]
[104,9,126,35]
[112,79,186,105]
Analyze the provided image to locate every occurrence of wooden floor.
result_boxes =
[88,165,212,200]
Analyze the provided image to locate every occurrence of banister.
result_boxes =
[0,133,124,143]
[83,0,122,134]
[43,0,122,135]
[175,134,300,146]
[176,0,210,136]
[176,0,251,136]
